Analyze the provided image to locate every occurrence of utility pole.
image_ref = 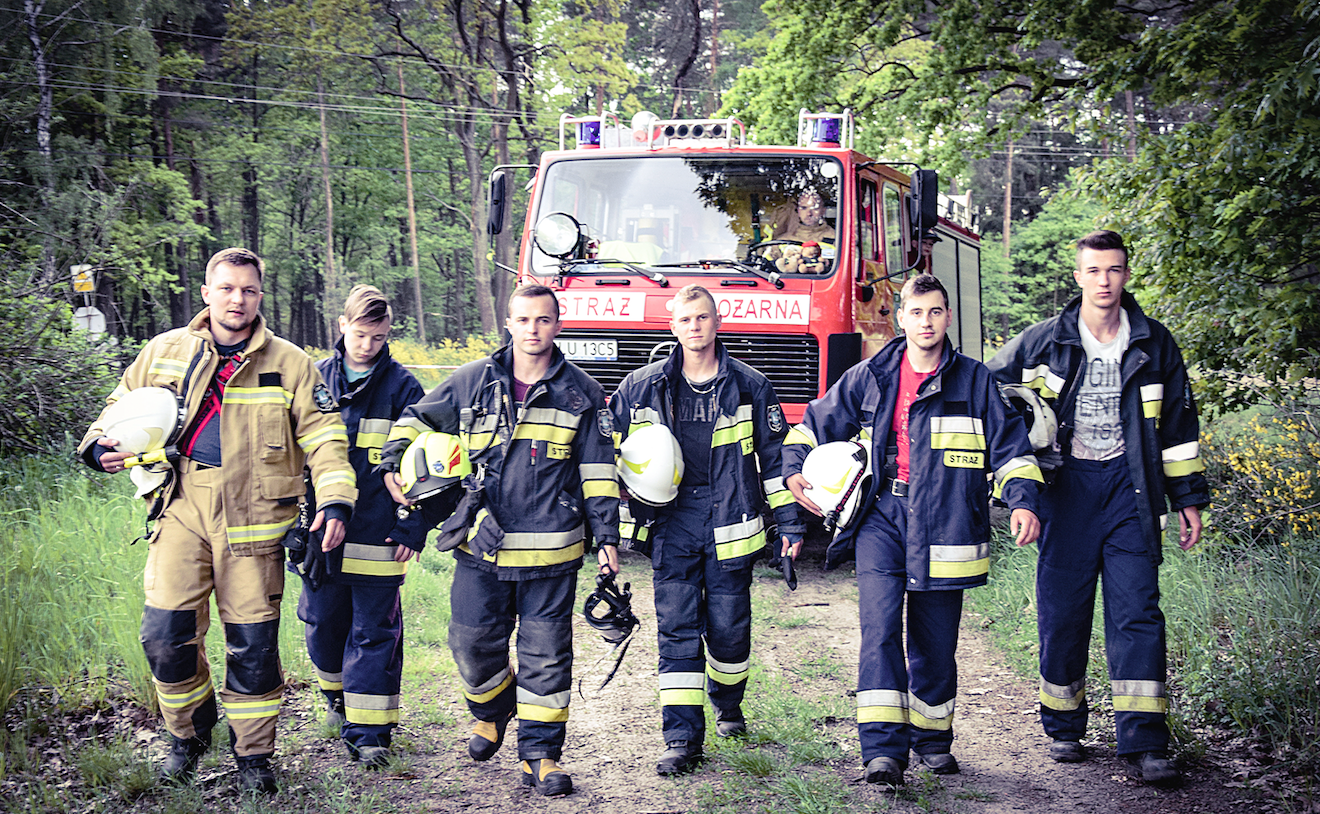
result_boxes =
[398,60,426,343]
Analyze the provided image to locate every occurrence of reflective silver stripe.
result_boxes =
[1112,679,1164,697]
[579,463,614,480]
[516,686,571,709]
[464,666,512,696]
[501,523,586,550]
[713,515,763,545]
[1022,364,1066,398]
[628,406,664,433]
[1140,383,1164,402]
[344,691,400,710]
[469,413,500,433]
[519,405,582,428]
[856,689,907,708]
[712,404,754,432]
[1040,677,1085,700]
[391,416,430,434]
[341,543,396,562]
[705,653,750,674]
[929,415,984,435]
[315,667,343,684]
[995,455,1042,482]
[358,418,393,436]
[763,475,785,494]
[658,672,705,690]
[784,423,818,448]
[929,543,989,563]
[1162,440,1200,462]
[909,693,955,721]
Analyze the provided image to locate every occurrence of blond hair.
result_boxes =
[342,284,392,326]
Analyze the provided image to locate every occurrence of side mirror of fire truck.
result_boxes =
[535,212,585,259]
[487,169,509,235]
[910,168,940,245]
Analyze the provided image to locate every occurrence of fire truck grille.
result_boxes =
[556,329,820,403]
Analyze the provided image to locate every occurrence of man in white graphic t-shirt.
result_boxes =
[988,230,1209,788]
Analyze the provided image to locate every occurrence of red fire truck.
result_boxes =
[488,109,981,422]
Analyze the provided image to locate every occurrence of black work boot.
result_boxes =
[656,741,704,776]
[521,758,573,796]
[235,754,278,794]
[159,732,210,784]
[468,709,515,762]
[715,706,747,738]
[1127,751,1180,787]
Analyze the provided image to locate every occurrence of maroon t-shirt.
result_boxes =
[890,352,934,482]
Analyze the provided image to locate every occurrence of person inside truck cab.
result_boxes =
[765,191,836,272]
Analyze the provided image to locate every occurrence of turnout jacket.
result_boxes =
[609,341,805,570]
[379,344,620,580]
[783,336,1042,585]
[986,292,1210,563]
[80,311,357,555]
[316,341,427,584]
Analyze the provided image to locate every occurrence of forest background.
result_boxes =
[1,0,1318,809]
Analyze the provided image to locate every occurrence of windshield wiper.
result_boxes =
[561,258,669,287]
[655,259,784,289]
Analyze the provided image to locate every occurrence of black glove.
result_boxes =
[281,500,329,590]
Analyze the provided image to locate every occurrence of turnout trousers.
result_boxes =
[140,459,284,757]
[653,485,753,746]
[854,490,964,767]
[297,577,403,750]
[448,562,577,761]
[1037,457,1169,756]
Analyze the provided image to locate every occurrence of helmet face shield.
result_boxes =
[998,383,1058,452]
[400,431,471,502]
[801,441,871,531]
[617,424,684,506]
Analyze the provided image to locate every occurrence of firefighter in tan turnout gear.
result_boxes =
[81,248,357,794]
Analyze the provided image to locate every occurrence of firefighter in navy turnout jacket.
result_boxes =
[298,285,426,768]
[784,274,1042,788]
[378,285,620,797]
[987,230,1209,786]
[80,248,357,794]
[610,285,804,777]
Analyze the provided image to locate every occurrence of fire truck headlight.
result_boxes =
[535,213,583,259]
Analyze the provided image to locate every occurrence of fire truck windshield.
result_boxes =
[530,155,843,276]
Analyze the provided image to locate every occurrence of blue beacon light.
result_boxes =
[577,120,602,149]
[811,116,841,147]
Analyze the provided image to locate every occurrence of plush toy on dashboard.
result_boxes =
[798,241,825,273]
[774,244,803,274]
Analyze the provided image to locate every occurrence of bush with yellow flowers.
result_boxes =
[1200,398,1320,543]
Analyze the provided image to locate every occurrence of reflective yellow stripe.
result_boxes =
[386,418,426,446]
[714,516,765,561]
[767,489,794,508]
[706,656,749,686]
[224,386,293,407]
[157,682,213,708]
[357,432,387,449]
[341,544,409,577]
[1140,384,1164,420]
[1162,440,1205,477]
[1021,365,1064,399]
[783,425,817,448]
[511,424,577,445]
[517,703,570,723]
[148,358,188,378]
[909,708,953,730]
[660,688,705,706]
[857,689,907,724]
[315,668,343,692]
[465,671,513,704]
[1113,695,1169,713]
[298,424,349,453]
[315,469,357,492]
[583,479,619,499]
[493,542,585,568]
[223,698,282,720]
[1040,677,1085,711]
[227,517,295,545]
[345,692,400,725]
[659,672,704,705]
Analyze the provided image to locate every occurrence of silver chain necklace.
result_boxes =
[683,372,717,394]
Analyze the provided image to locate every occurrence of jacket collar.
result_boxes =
[331,338,392,391]
[491,342,568,385]
[187,309,270,354]
[1054,290,1152,345]
[660,338,730,384]
[868,334,956,379]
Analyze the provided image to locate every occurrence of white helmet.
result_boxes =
[618,424,684,506]
[999,384,1058,452]
[100,387,180,455]
[801,441,872,532]
[400,431,472,502]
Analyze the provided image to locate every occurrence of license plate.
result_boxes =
[556,338,618,361]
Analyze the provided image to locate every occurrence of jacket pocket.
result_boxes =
[258,407,291,464]
[260,474,305,502]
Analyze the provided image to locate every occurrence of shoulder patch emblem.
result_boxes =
[767,404,784,433]
[312,382,337,413]
[597,409,613,439]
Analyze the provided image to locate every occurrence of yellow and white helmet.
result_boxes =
[999,383,1059,452]
[801,440,871,532]
[400,431,472,502]
[618,424,684,506]
[100,387,180,456]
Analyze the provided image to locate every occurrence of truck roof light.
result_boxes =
[558,113,619,150]
[797,109,854,149]
[577,120,602,149]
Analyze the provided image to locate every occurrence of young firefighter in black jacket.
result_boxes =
[987,230,1209,786]
[379,285,620,797]
[610,285,804,776]
[784,274,1042,787]
[300,285,427,768]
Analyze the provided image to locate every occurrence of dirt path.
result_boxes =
[283,555,1263,813]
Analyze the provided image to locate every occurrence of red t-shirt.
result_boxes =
[891,353,935,482]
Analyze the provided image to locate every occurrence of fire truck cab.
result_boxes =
[488,109,981,422]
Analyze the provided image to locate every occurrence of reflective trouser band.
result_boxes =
[1112,680,1168,714]
[706,655,750,686]
[158,681,213,709]
[464,670,514,704]
[659,671,704,706]
[223,697,282,721]
[516,687,570,723]
[345,692,401,725]
[1040,677,1086,711]
[909,695,955,731]
[856,689,907,724]
[315,668,344,692]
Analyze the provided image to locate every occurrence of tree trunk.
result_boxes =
[23,0,57,286]
[399,61,426,343]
